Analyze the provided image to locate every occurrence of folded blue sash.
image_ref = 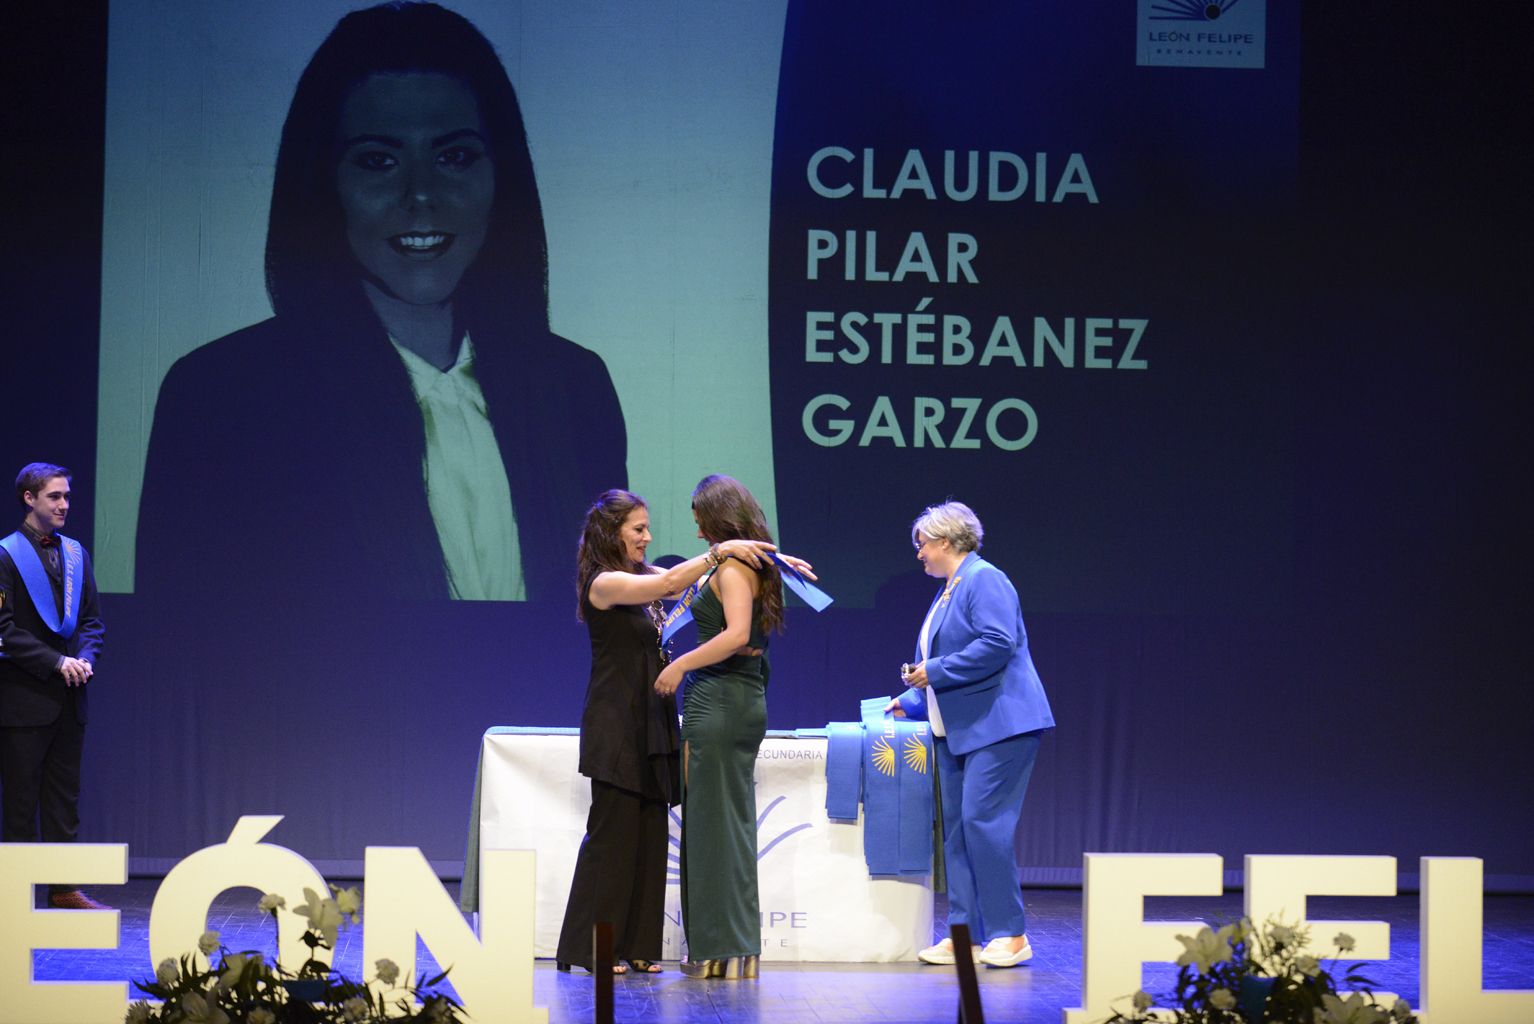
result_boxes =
[0,531,82,639]
[823,697,933,876]
[825,722,863,820]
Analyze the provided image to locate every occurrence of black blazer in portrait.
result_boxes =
[136,312,627,604]
[0,540,104,727]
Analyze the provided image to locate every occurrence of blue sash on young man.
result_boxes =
[0,531,83,639]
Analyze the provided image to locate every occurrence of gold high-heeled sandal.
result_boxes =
[680,958,720,979]
[722,954,759,979]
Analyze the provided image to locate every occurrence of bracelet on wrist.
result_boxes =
[706,544,723,568]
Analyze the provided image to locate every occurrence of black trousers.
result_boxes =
[555,779,671,968]
[1,710,86,846]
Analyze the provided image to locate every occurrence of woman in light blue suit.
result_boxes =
[892,501,1054,968]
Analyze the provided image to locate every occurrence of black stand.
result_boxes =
[950,923,985,1024]
[594,920,614,1024]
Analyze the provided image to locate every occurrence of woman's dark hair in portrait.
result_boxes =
[575,489,651,622]
[265,0,548,336]
[691,474,784,634]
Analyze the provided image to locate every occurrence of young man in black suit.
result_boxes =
[0,463,107,909]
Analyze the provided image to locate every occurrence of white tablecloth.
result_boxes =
[468,728,932,962]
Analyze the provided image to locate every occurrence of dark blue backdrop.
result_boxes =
[3,3,1531,887]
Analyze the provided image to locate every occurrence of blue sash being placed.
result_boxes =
[659,550,834,644]
[0,531,82,639]
[823,697,934,876]
[770,551,834,611]
[659,563,718,644]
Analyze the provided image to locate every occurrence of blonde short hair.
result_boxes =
[911,501,983,553]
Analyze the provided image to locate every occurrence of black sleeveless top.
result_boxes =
[576,578,681,805]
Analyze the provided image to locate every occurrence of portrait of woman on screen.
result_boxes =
[137,1,627,604]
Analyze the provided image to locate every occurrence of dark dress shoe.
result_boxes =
[48,890,111,911]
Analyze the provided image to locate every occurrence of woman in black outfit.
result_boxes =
[555,489,808,975]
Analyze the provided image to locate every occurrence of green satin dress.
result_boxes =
[678,585,769,961]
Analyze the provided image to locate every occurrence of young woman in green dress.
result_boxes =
[653,475,785,980]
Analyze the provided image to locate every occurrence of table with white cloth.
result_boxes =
[460,727,932,962]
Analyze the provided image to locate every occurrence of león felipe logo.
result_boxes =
[1137,0,1265,69]
[871,733,929,777]
[1149,0,1239,21]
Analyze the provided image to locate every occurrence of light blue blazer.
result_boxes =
[897,551,1054,755]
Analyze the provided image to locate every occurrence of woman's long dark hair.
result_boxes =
[265,1,549,336]
[690,474,784,634]
[575,489,650,622]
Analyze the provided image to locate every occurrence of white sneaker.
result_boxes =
[917,939,981,965]
[978,935,1033,967]
[917,939,955,964]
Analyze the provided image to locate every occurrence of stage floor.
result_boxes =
[32,881,1534,1022]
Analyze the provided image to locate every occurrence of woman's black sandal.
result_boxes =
[556,961,629,974]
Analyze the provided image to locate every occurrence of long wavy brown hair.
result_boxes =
[574,489,654,622]
[690,474,784,634]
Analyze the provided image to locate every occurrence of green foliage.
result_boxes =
[1101,918,1418,1024]
[125,887,464,1024]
